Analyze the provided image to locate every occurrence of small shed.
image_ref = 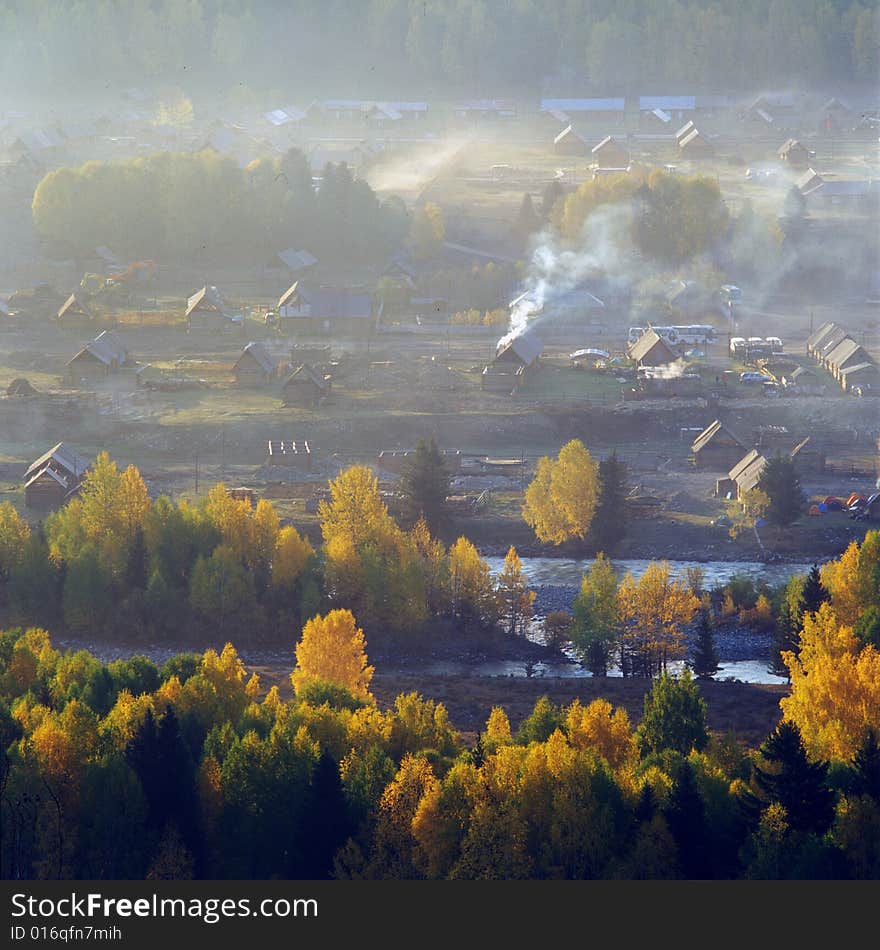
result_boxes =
[6,378,39,398]
[553,125,589,156]
[691,419,747,470]
[281,363,330,407]
[591,135,629,167]
[233,342,277,387]
[628,328,677,367]
[778,138,810,166]
[56,293,94,329]
[493,331,543,371]
[66,330,128,384]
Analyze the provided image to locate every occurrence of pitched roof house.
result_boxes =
[628,328,677,366]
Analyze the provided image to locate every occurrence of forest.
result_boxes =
[1,532,879,878]
[31,150,410,265]
[1,448,880,877]
[1,1,877,96]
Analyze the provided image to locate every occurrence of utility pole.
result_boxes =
[220,425,225,482]
[195,452,199,495]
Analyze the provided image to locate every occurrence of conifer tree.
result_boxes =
[689,600,720,679]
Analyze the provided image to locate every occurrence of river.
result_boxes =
[484,556,814,589]
[53,559,807,688]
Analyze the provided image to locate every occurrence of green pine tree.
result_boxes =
[398,436,451,533]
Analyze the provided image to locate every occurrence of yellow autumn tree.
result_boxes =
[780,603,880,761]
[522,440,600,544]
[447,537,498,625]
[617,561,699,677]
[0,501,30,579]
[496,546,535,636]
[291,609,374,701]
[564,698,638,772]
[320,466,426,630]
[271,525,314,590]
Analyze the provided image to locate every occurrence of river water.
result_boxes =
[54,559,808,688]
[484,556,814,589]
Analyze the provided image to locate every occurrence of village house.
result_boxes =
[23,442,90,511]
[804,179,878,211]
[56,293,94,330]
[233,342,277,387]
[482,330,543,394]
[839,361,880,394]
[824,338,872,380]
[806,321,841,358]
[553,125,589,156]
[186,286,231,332]
[789,437,826,475]
[66,330,128,385]
[276,282,376,337]
[591,135,629,167]
[782,365,825,395]
[675,120,696,146]
[628,328,678,367]
[717,449,766,500]
[778,138,810,166]
[281,363,330,407]
[678,128,714,158]
[690,419,748,470]
[5,378,39,398]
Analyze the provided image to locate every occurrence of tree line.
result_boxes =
[31,149,409,266]
[2,2,877,95]
[2,617,879,879]
[0,447,530,646]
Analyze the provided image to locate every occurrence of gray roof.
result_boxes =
[24,465,70,491]
[24,442,89,481]
[67,330,127,368]
[283,363,328,390]
[237,342,276,375]
[839,361,879,379]
[278,282,373,319]
[825,338,868,369]
[494,330,543,367]
[276,248,318,271]
[816,325,849,359]
[640,96,695,111]
[541,98,625,112]
[728,449,762,482]
[691,419,745,454]
[806,321,838,351]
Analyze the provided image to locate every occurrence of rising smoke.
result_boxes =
[497,202,640,350]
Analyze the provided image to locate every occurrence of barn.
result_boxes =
[56,294,94,330]
[233,342,277,387]
[691,420,748,470]
[281,363,330,407]
[591,135,629,167]
[553,125,589,156]
[628,328,678,367]
[23,442,90,511]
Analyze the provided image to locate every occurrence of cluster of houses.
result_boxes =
[795,166,878,211]
[806,322,880,396]
[552,120,714,164]
[690,418,826,502]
